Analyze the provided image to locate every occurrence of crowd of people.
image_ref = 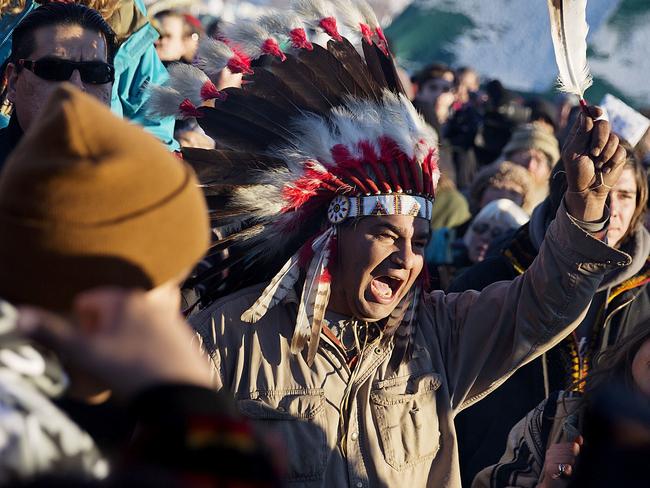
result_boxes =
[0,1,648,487]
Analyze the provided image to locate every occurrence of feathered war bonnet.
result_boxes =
[147,0,440,365]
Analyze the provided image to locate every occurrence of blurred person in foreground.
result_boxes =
[0,0,179,150]
[161,3,631,484]
[451,141,649,486]
[0,84,276,486]
[473,325,650,488]
[502,123,561,208]
[0,2,116,168]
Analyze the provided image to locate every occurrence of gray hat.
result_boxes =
[503,124,561,166]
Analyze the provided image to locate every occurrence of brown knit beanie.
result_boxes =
[503,123,561,166]
[0,84,210,311]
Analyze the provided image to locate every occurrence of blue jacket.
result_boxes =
[0,0,178,150]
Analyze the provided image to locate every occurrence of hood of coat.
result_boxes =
[529,197,650,291]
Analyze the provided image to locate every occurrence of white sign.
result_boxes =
[600,93,650,147]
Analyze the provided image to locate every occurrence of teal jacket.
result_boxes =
[0,0,178,150]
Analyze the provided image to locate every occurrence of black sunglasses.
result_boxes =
[18,58,114,85]
[471,222,504,239]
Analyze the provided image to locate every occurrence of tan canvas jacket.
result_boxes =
[191,204,628,487]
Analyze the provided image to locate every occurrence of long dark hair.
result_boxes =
[584,326,650,399]
[10,2,117,65]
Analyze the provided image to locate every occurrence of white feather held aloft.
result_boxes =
[547,0,593,99]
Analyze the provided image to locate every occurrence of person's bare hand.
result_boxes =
[16,287,213,400]
[562,106,627,222]
[538,437,583,488]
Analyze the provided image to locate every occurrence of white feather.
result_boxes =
[547,0,593,98]
[292,0,335,22]
[241,250,301,323]
[145,85,184,118]
[356,0,381,29]
[291,228,333,356]
[331,0,365,33]
[232,184,285,219]
[167,63,211,106]
[221,21,271,58]
[260,11,304,36]
[195,37,234,76]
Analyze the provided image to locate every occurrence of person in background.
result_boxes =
[180,13,200,62]
[463,199,529,265]
[446,66,483,188]
[412,62,455,131]
[469,160,534,215]
[429,173,471,230]
[0,83,277,486]
[525,97,559,135]
[451,145,650,487]
[473,325,650,488]
[153,9,199,65]
[454,66,480,108]
[0,2,116,168]
[0,0,179,151]
[412,62,479,188]
[427,198,529,282]
[474,80,527,167]
[502,123,561,208]
[151,10,212,148]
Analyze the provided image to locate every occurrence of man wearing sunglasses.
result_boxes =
[0,3,117,168]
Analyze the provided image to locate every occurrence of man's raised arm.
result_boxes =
[432,106,631,411]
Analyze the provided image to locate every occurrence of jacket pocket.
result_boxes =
[370,372,441,471]
[237,389,327,481]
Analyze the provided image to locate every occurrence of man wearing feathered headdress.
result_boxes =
[146,2,631,486]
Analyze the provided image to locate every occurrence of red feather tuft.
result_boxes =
[290,28,313,50]
[226,47,253,75]
[421,150,433,195]
[319,268,332,283]
[200,81,226,101]
[375,27,390,56]
[359,23,373,45]
[378,137,403,192]
[281,168,342,213]
[359,140,378,162]
[396,152,412,192]
[298,237,316,268]
[330,144,380,194]
[179,99,203,118]
[319,17,343,42]
[409,157,423,194]
[261,38,286,61]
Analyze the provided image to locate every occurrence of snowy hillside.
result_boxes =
[386,0,650,107]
